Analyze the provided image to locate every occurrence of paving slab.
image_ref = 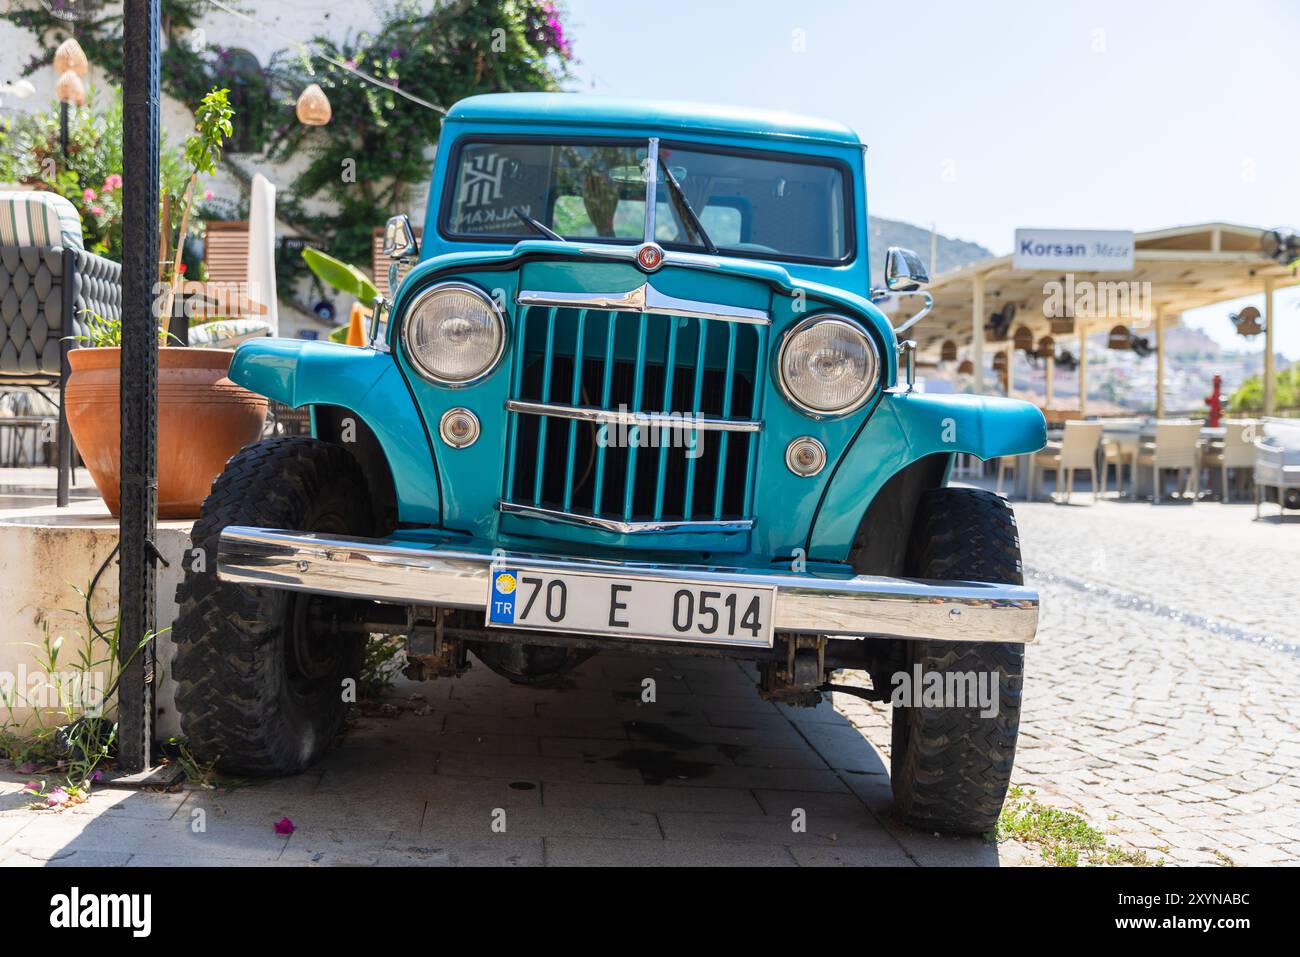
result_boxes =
[2,477,1295,866]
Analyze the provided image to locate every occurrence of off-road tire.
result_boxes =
[888,487,1026,835]
[173,437,374,776]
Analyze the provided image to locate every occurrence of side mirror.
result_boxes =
[885,246,929,292]
[383,214,419,260]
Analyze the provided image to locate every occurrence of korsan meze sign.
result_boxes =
[1013,229,1135,272]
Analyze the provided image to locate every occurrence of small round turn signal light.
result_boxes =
[785,436,827,477]
[439,408,480,449]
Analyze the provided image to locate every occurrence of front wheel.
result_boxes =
[886,487,1026,834]
[172,437,374,776]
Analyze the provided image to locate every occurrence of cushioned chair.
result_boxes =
[1033,420,1103,504]
[1202,419,1256,503]
[0,190,121,505]
[1137,420,1203,504]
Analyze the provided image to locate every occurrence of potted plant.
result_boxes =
[63,89,267,519]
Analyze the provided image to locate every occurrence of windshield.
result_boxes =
[441,138,852,264]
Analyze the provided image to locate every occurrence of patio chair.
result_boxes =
[0,190,119,506]
[1032,420,1103,503]
[1254,419,1300,521]
[1136,420,1202,504]
[1202,419,1256,503]
[1102,439,1131,497]
[996,454,1020,497]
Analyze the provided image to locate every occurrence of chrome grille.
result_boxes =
[501,297,768,531]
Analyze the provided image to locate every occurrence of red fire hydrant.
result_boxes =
[1204,373,1223,427]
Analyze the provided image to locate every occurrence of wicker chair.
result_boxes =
[0,191,120,505]
[1202,419,1256,503]
[1137,420,1203,504]
[1032,421,1104,504]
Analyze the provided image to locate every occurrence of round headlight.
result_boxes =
[778,315,879,415]
[403,281,505,385]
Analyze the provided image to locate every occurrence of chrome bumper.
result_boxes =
[216,527,1039,646]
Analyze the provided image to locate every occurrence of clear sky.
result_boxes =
[562,0,1300,358]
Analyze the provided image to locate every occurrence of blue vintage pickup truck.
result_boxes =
[174,93,1046,834]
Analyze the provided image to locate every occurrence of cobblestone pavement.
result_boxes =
[1,490,1295,866]
[843,493,1300,866]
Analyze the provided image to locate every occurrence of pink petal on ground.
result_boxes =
[273,816,295,835]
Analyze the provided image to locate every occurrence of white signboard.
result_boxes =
[1013,229,1135,272]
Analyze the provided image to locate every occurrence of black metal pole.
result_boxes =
[59,101,69,159]
[118,0,160,774]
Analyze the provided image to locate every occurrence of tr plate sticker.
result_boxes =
[489,569,519,624]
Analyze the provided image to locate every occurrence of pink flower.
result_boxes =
[90,205,104,217]
[103,173,122,190]
[273,816,295,835]
[83,187,97,202]
[203,188,214,201]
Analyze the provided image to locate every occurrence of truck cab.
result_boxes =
[174,93,1046,835]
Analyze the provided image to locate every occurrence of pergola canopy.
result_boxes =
[904,222,1298,355]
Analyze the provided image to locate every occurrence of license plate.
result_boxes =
[485,566,775,648]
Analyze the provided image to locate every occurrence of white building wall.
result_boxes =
[1,1,437,336]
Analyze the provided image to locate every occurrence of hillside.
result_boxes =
[866,216,993,286]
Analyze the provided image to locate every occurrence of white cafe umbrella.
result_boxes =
[247,173,279,336]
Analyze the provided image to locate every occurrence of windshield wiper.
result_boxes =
[659,166,717,254]
[512,207,566,242]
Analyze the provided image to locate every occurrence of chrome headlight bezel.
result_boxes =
[776,314,880,417]
[401,280,507,387]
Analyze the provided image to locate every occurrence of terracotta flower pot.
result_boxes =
[65,347,268,519]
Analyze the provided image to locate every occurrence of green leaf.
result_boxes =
[302,247,378,305]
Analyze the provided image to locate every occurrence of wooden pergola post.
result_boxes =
[1264,276,1276,417]
[1155,305,1166,419]
[971,271,985,394]
[1045,353,1055,407]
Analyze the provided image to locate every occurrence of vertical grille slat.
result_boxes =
[652,315,681,522]
[503,295,765,539]
[561,309,588,512]
[742,323,769,518]
[502,305,530,501]
[531,307,558,506]
[682,318,710,521]
[592,311,617,515]
[622,314,649,522]
[712,323,739,520]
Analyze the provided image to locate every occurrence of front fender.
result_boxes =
[230,338,441,524]
[807,390,1047,561]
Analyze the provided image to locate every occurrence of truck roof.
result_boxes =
[445,93,863,148]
